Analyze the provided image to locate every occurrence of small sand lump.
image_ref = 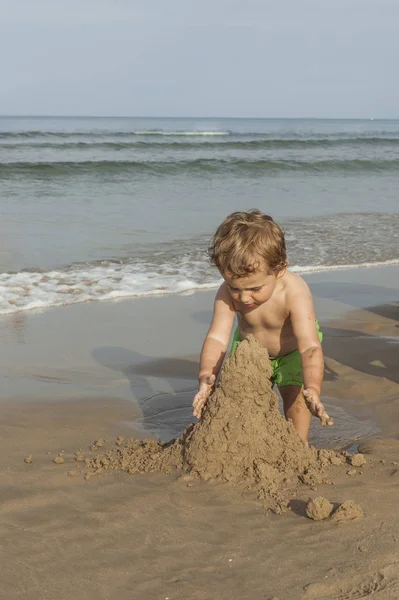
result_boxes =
[53,456,65,465]
[90,438,105,451]
[305,497,334,521]
[348,453,366,468]
[331,500,363,521]
[24,454,33,464]
[346,469,357,476]
[330,455,344,466]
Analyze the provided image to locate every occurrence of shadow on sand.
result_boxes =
[92,346,198,440]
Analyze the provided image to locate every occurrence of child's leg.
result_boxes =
[279,385,311,444]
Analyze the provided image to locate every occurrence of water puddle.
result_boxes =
[307,397,380,450]
[123,390,380,450]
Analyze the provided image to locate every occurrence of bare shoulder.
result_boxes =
[215,282,235,307]
[207,283,236,344]
[283,272,319,345]
[211,282,236,320]
[283,271,313,304]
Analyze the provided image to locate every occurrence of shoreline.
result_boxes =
[1,259,399,317]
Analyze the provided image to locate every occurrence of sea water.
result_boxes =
[1,116,399,314]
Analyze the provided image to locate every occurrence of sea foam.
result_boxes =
[1,259,398,315]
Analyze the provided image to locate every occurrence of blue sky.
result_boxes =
[0,0,397,117]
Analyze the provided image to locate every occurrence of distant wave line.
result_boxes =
[132,130,230,136]
[0,130,232,139]
[3,136,399,151]
[2,157,399,176]
[2,130,399,142]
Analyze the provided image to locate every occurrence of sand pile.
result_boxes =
[305,497,364,521]
[84,336,336,505]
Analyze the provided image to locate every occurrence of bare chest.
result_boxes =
[236,297,288,330]
[235,300,294,357]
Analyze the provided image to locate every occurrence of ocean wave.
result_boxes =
[132,130,230,136]
[1,258,398,315]
[0,129,231,140]
[0,261,221,315]
[2,128,399,141]
[3,136,399,151]
[2,158,399,176]
[291,259,399,274]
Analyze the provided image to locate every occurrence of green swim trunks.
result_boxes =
[230,322,323,389]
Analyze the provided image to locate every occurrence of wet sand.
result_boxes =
[0,266,398,599]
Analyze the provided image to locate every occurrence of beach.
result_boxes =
[0,265,398,599]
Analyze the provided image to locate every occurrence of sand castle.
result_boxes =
[86,336,337,508]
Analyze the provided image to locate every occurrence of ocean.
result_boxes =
[1,116,399,315]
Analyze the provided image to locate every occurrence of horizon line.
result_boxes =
[1,114,398,121]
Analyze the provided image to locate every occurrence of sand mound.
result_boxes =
[86,336,332,505]
[305,497,334,521]
[331,500,364,521]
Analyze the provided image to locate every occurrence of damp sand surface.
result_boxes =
[1,337,398,600]
[2,391,398,600]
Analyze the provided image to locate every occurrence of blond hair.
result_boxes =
[208,209,287,277]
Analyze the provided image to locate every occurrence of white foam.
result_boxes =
[1,258,398,315]
[0,262,222,315]
[291,259,399,274]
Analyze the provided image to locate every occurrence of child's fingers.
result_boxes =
[193,401,205,419]
[318,407,334,426]
[192,390,208,418]
[193,377,216,419]
[303,390,334,426]
[195,406,204,419]
[192,393,203,408]
[315,405,334,426]
[193,386,210,406]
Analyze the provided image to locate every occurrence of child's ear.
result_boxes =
[277,262,288,278]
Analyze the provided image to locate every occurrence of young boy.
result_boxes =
[192,209,333,443]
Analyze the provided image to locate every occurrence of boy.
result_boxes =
[192,209,333,443]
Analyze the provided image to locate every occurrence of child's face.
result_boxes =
[223,266,283,312]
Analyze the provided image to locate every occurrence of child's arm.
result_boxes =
[193,284,236,419]
[288,277,333,426]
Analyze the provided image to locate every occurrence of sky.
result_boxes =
[0,0,397,118]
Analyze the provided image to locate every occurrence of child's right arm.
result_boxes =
[192,284,236,419]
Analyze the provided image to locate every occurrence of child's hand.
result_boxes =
[303,387,334,427]
[192,374,216,419]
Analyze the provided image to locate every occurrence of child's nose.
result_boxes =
[240,292,251,303]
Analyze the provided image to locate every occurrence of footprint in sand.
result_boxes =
[303,563,399,599]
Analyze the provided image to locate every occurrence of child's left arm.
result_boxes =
[288,278,334,426]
